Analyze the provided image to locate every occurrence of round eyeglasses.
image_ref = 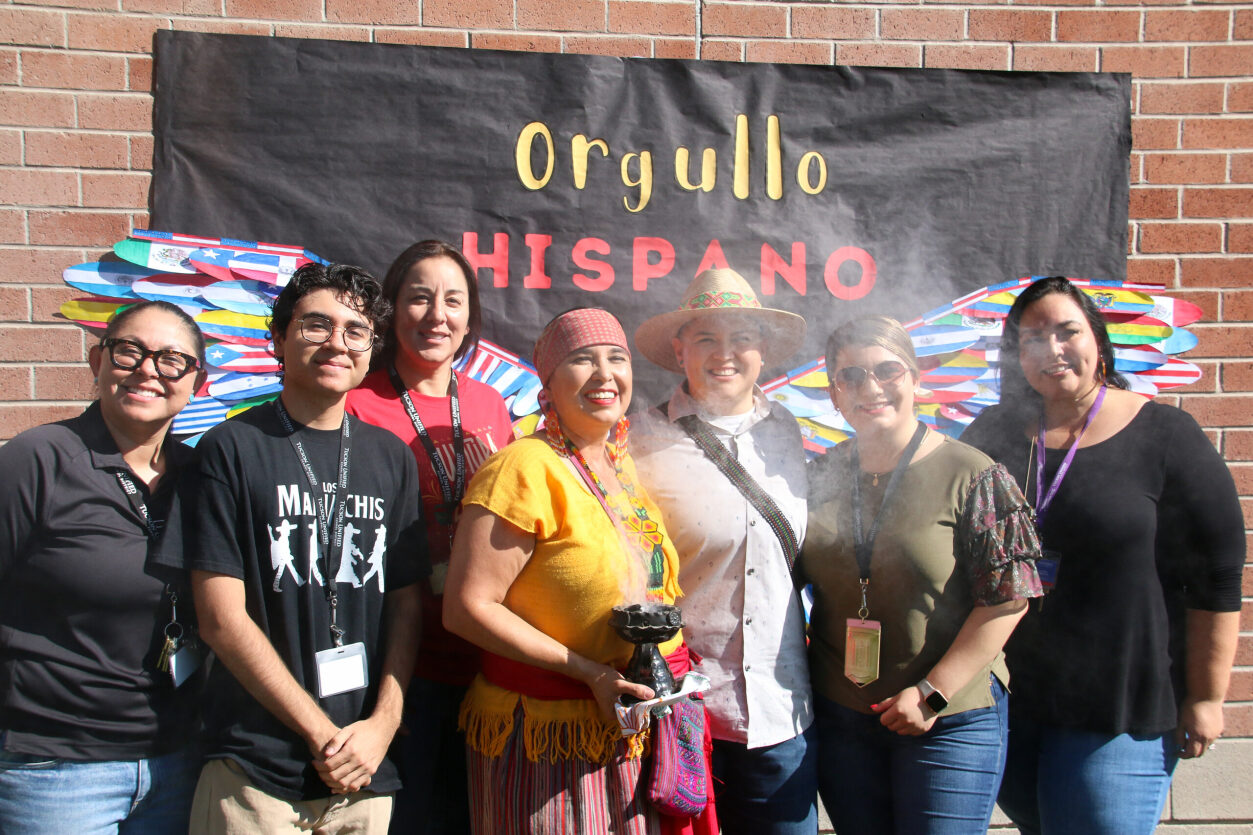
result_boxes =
[298,315,376,352]
[834,360,909,389]
[102,338,200,380]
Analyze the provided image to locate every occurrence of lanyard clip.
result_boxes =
[329,592,345,648]
[858,578,870,621]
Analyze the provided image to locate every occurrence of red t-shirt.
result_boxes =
[347,369,514,685]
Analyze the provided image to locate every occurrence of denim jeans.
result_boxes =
[815,678,1009,835]
[997,715,1177,835]
[711,724,818,835]
[0,738,200,835]
[388,677,470,835]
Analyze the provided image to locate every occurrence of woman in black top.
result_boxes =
[962,276,1244,835]
[0,300,206,833]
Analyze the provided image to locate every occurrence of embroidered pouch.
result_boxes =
[648,696,708,816]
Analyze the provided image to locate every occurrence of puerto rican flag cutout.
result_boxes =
[205,342,280,373]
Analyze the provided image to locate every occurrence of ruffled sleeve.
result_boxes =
[958,462,1044,606]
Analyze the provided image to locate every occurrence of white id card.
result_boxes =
[315,642,369,698]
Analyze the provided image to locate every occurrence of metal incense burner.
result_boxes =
[610,602,683,715]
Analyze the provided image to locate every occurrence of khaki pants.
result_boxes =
[189,757,393,834]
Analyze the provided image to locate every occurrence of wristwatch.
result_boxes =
[917,679,948,715]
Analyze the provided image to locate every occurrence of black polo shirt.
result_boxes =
[0,402,199,760]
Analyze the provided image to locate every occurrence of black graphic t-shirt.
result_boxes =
[164,403,428,801]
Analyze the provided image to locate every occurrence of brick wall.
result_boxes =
[1,0,1249,828]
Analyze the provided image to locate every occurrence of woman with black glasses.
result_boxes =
[0,300,207,834]
[801,315,1042,834]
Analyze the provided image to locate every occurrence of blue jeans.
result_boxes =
[815,678,1009,835]
[0,740,200,835]
[711,724,818,835]
[388,677,470,835]
[997,715,1177,835]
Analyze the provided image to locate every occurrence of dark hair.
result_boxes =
[998,276,1128,417]
[376,240,482,370]
[269,262,391,346]
[103,299,206,364]
[825,314,919,381]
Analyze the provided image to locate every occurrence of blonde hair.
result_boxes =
[824,315,919,378]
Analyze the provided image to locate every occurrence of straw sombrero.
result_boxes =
[634,268,806,373]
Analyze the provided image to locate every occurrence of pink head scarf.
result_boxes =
[532,307,631,384]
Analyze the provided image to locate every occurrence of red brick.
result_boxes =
[1130,187,1179,219]
[1236,634,1253,666]
[565,35,651,57]
[0,8,66,48]
[66,13,164,53]
[130,135,153,170]
[1243,560,1253,594]
[1225,703,1253,738]
[325,0,420,25]
[1184,187,1253,219]
[1059,10,1141,43]
[0,366,30,401]
[1181,256,1253,288]
[21,0,115,10]
[0,50,16,87]
[1223,289,1253,321]
[881,9,964,41]
[0,209,26,244]
[1224,362,1253,392]
[702,3,785,38]
[967,9,1052,42]
[1227,462,1253,494]
[1175,288,1220,321]
[924,44,1010,71]
[746,40,830,65]
[0,247,83,285]
[1012,45,1098,73]
[272,24,371,42]
[0,324,82,362]
[30,286,78,322]
[77,94,152,132]
[653,38,696,60]
[1231,224,1253,254]
[20,50,126,91]
[169,19,272,36]
[33,363,94,400]
[424,0,513,29]
[1126,257,1176,286]
[1133,117,1180,150]
[1224,426,1253,456]
[1139,222,1223,253]
[837,43,922,69]
[1102,46,1186,78]
[1230,82,1253,114]
[1183,118,1253,150]
[0,89,74,128]
[127,56,152,93]
[27,210,129,247]
[1234,154,1253,184]
[699,40,742,62]
[1144,153,1226,184]
[0,169,77,207]
[1227,670,1253,702]
[791,7,875,41]
[1180,393,1253,425]
[372,29,467,47]
[1144,10,1230,42]
[469,33,563,53]
[516,0,605,33]
[122,0,219,13]
[1138,81,1225,115]
[0,287,28,322]
[1237,9,1253,40]
[225,0,322,21]
[1191,46,1253,79]
[0,404,83,439]
[81,172,150,209]
[0,131,20,167]
[25,130,128,169]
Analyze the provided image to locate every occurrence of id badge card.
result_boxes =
[1037,549,1062,593]
[168,642,204,688]
[429,562,449,596]
[315,642,369,698]
[844,618,881,687]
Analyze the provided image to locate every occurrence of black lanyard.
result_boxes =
[274,399,353,647]
[850,423,928,583]
[115,470,161,540]
[387,365,465,525]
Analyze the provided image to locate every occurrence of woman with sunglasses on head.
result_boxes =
[0,300,207,833]
[345,241,513,835]
[801,315,1043,835]
[961,277,1244,834]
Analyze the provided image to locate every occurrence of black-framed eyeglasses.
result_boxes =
[834,360,909,389]
[102,338,200,380]
[298,315,376,352]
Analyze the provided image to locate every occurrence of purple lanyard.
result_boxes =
[1034,385,1105,528]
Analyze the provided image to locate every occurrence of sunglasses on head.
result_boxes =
[834,360,909,389]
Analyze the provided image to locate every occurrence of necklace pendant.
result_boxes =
[872,473,880,487]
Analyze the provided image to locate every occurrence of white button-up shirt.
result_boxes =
[633,385,812,748]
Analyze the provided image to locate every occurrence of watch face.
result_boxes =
[925,690,948,713]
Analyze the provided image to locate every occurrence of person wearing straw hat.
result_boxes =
[632,269,817,835]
